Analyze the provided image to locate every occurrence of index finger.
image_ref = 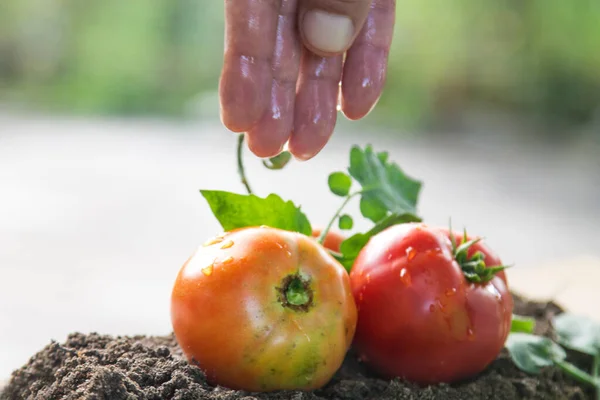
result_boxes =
[219,0,281,132]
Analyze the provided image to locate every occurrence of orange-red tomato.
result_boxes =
[171,226,357,392]
[311,228,345,253]
[349,222,513,385]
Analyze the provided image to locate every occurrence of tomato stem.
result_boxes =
[237,134,253,195]
[317,192,360,245]
[448,222,509,284]
[593,352,600,400]
[286,277,310,306]
[277,274,313,311]
[555,360,600,392]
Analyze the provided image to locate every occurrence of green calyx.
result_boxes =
[277,274,313,312]
[450,227,509,284]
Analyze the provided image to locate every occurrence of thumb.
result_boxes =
[298,0,372,57]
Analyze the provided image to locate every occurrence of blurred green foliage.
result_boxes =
[1,0,599,132]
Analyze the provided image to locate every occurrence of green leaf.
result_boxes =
[200,190,312,236]
[359,197,387,222]
[338,214,353,230]
[553,313,600,356]
[263,151,292,170]
[328,172,352,197]
[338,213,421,271]
[511,314,536,334]
[348,145,422,222]
[505,333,566,374]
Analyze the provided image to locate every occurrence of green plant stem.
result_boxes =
[594,352,600,400]
[237,134,253,195]
[317,192,360,245]
[555,360,599,390]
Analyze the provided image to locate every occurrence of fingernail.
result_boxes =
[302,10,353,54]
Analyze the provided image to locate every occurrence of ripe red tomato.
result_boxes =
[349,222,513,385]
[171,226,357,392]
[311,227,345,253]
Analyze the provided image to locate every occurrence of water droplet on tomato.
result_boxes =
[436,299,446,312]
[276,242,284,249]
[286,250,292,258]
[406,246,416,261]
[202,264,214,276]
[429,304,435,312]
[222,256,234,264]
[399,268,412,285]
[220,240,234,249]
[366,273,371,283]
[445,288,457,297]
[203,237,223,247]
[467,327,476,341]
[387,253,393,261]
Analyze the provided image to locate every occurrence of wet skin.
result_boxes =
[219,0,397,161]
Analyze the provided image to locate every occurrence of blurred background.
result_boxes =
[1,0,600,381]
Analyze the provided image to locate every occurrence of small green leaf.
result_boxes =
[359,197,388,223]
[553,313,600,356]
[511,314,536,334]
[505,333,566,374]
[200,190,312,236]
[338,213,421,271]
[348,145,422,221]
[338,214,353,230]
[263,151,292,170]
[328,172,352,197]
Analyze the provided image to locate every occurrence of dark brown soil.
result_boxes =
[1,293,593,400]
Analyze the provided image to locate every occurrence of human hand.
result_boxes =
[219,0,396,161]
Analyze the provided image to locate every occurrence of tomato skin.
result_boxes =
[349,222,513,385]
[311,227,345,253]
[171,226,357,392]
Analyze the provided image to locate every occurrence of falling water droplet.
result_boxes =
[220,240,234,249]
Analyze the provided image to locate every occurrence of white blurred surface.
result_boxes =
[1,111,599,378]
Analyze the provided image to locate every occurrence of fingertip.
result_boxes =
[219,57,270,132]
[246,129,287,159]
[300,10,354,56]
